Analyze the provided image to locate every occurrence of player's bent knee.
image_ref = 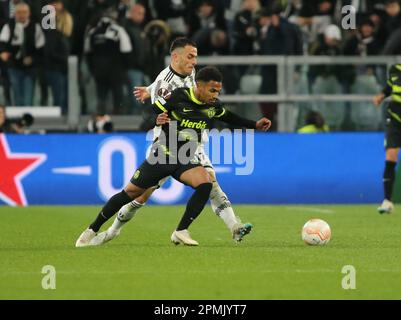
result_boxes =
[135,187,155,204]
[179,166,211,187]
[124,182,145,200]
[194,170,213,187]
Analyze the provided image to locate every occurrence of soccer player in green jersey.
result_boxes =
[373,63,401,213]
[76,66,271,246]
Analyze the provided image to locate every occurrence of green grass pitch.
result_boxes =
[1,205,401,300]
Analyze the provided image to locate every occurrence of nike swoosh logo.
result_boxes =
[183,108,192,112]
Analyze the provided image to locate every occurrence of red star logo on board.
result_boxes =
[0,134,47,206]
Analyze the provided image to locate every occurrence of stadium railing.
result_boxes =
[19,55,401,132]
[193,55,401,132]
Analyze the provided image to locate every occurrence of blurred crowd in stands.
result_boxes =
[0,0,400,131]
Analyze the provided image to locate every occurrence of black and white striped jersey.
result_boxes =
[147,65,196,104]
[147,66,195,139]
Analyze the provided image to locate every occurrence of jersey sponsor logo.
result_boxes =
[157,88,171,99]
[180,119,207,129]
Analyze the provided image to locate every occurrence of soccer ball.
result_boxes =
[302,219,331,246]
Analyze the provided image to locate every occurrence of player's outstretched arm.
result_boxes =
[218,109,271,131]
[133,86,150,103]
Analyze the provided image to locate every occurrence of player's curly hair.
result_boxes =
[195,66,223,83]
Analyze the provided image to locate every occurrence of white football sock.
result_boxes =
[209,182,239,231]
[109,200,143,232]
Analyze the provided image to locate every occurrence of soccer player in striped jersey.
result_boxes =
[87,38,254,246]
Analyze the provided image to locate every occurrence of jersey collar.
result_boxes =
[189,87,204,105]
[169,65,187,79]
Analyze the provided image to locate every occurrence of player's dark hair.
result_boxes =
[305,111,325,129]
[169,37,197,53]
[195,66,223,83]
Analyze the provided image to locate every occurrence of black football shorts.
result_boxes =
[130,160,201,189]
